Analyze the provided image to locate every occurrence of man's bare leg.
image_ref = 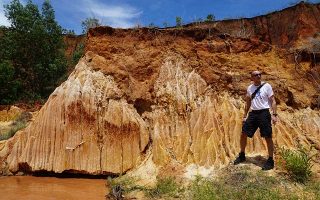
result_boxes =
[240,133,248,153]
[234,133,247,165]
[262,137,274,170]
[265,137,274,158]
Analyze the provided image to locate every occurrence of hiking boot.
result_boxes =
[233,152,246,165]
[262,158,274,170]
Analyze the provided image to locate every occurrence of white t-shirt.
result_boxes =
[247,82,274,110]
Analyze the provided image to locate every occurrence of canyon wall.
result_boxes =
[0,3,319,175]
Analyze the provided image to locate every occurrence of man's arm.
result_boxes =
[269,95,278,124]
[269,95,277,115]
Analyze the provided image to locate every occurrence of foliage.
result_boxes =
[81,17,101,33]
[205,14,215,22]
[107,176,182,199]
[62,29,75,35]
[279,146,316,183]
[0,60,21,104]
[0,0,67,103]
[107,176,141,195]
[105,169,320,200]
[305,180,320,200]
[189,171,299,200]
[146,177,181,198]
[176,16,182,27]
[72,43,85,65]
[189,176,218,200]
[0,111,31,141]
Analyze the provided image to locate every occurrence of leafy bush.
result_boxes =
[146,177,181,198]
[107,176,141,195]
[279,146,315,183]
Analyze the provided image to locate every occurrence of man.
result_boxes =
[234,71,278,170]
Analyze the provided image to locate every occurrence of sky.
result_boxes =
[0,0,319,34]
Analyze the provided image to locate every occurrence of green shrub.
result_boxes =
[189,171,298,200]
[279,146,315,183]
[72,43,85,65]
[107,176,142,195]
[146,177,181,198]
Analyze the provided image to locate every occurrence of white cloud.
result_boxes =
[1,0,142,29]
[75,0,142,28]
[0,0,10,26]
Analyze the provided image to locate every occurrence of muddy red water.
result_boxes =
[0,176,107,200]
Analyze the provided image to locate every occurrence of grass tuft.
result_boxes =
[146,176,182,198]
[279,146,316,183]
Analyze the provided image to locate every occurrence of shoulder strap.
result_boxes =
[251,83,266,99]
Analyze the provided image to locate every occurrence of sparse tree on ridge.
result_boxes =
[176,16,182,27]
[206,14,215,22]
[81,17,101,33]
[148,22,155,28]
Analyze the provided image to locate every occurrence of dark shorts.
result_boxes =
[242,109,272,138]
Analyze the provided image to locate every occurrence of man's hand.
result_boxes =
[269,95,278,125]
[242,117,247,124]
[271,115,278,125]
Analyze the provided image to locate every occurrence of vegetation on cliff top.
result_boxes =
[0,0,66,104]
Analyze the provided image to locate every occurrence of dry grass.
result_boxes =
[0,112,31,141]
[106,165,320,200]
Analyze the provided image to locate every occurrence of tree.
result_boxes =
[176,16,182,27]
[206,14,215,22]
[148,22,155,28]
[62,29,75,35]
[0,61,20,104]
[81,17,101,33]
[72,43,85,65]
[1,0,67,101]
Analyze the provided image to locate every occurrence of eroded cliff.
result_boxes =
[0,3,320,176]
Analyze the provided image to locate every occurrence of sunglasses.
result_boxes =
[252,74,261,77]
